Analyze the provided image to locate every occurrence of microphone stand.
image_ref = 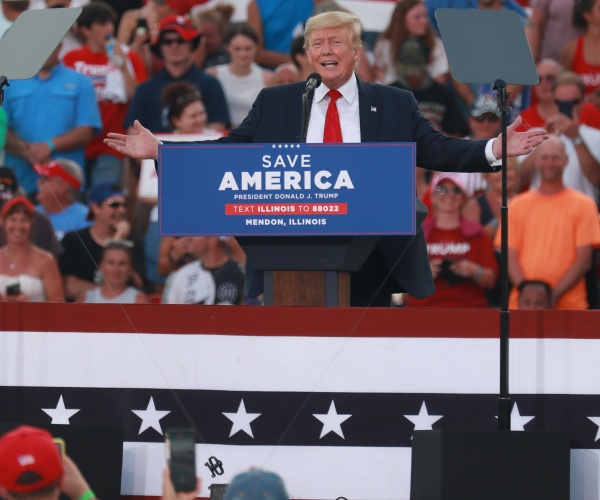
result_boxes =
[300,89,314,143]
[494,79,511,431]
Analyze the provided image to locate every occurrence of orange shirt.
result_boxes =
[495,188,600,309]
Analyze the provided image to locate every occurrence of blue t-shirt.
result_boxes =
[124,65,230,132]
[3,64,102,194]
[255,0,313,55]
[35,202,92,242]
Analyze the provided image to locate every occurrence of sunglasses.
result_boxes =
[106,199,127,209]
[161,37,187,46]
[435,185,463,196]
[474,113,499,122]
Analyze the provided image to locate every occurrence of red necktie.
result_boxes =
[323,89,343,142]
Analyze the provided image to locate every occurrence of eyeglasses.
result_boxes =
[161,37,187,46]
[435,185,463,196]
[538,74,557,84]
[474,113,499,122]
[106,199,127,209]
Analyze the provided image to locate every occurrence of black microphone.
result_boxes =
[305,72,322,93]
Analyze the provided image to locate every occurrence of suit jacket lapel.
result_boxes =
[358,78,381,143]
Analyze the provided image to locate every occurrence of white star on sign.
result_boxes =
[223,399,261,438]
[588,417,600,441]
[42,395,80,424]
[495,402,534,431]
[403,401,443,431]
[313,400,352,439]
[131,396,170,435]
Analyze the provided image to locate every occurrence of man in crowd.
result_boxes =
[3,44,101,196]
[517,280,553,310]
[500,136,600,309]
[124,14,229,133]
[62,1,148,188]
[34,159,90,241]
[107,10,547,306]
[59,181,146,300]
[0,425,98,500]
[163,236,244,305]
[389,37,469,138]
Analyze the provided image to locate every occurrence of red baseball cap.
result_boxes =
[34,160,83,191]
[151,14,201,58]
[0,426,63,493]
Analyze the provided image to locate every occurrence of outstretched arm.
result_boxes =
[105,120,160,161]
[492,116,549,159]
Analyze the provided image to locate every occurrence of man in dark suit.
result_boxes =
[106,11,547,306]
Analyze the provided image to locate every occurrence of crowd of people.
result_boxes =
[0,0,599,310]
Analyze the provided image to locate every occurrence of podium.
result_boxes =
[238,235,379,306]
[159,142,420,307]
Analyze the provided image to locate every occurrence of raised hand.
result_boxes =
[492,116,549,159]
[104,120,160,160]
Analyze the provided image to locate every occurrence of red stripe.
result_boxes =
[1,303,599,339]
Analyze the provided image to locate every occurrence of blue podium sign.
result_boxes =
[159,142,416,236]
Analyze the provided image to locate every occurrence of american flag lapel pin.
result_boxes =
[371,106,377,112]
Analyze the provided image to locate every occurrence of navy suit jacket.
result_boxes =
[204,77,498,305]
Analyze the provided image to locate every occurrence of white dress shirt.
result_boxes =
[306,75,361,143]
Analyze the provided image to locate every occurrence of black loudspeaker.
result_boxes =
[410,430,571,500]
[0,423,123,500]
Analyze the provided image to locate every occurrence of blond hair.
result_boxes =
[304,11,362,50]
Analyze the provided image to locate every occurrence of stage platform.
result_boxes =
[1,303,599,499]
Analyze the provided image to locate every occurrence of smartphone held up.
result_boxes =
[166,428,196,492]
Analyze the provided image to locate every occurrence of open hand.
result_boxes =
[105,120,160,160]
[492,116,549,159]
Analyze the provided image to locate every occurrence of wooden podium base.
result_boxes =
[264,270,350,306]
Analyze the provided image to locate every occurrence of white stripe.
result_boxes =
[2,332,600,394]
[121,442,413,499]
[120,442,600,500]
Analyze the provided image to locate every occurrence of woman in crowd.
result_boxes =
[516,59,562,132]
[191,4,235,69]
[462,159,521,308]
[78,240,149,303]
[374,0,448,85]
[560,0,600,96]
[144,81,223,294]
[206,24,275,128]
[0,198,64,302]
[405,174,498,309]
